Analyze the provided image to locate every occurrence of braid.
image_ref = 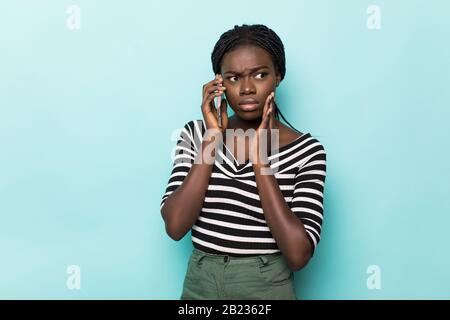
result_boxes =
[211,24,301,134]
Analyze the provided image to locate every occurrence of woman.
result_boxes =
[160,24,327,300]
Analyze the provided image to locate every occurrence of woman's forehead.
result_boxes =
[221,46,274,72]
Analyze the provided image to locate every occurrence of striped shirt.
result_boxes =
[160,119,327,257]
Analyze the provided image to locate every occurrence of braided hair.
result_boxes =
[211,24,301,134]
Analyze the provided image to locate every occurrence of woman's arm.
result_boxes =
[161,74,227,240]
[253,163,313,271]
[252,148,326,272]
[161,133,221,241]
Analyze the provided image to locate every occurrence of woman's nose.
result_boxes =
[240,78,256,94]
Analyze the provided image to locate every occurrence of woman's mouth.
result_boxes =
[238,98,260,112]
[239,103,259,112]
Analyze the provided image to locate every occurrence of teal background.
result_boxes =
[1,0,449,299]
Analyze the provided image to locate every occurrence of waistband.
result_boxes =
[191,248,283,265]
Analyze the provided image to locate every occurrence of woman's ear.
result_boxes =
[275,75,281,87]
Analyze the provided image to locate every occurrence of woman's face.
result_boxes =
[220,45,281,121]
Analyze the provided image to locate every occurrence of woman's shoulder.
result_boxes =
[277,124,326,168]
[283,124,325,152]
[177,119,206,147]
[180,119,206,134]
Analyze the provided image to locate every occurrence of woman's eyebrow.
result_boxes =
[224,65,269,75]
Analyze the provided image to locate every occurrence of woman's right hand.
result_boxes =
[201,74,228,134]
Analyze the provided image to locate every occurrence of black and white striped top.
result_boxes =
[160,119,327,257]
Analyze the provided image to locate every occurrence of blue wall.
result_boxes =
[0,0,449,299]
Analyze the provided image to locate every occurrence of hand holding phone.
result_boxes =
[200,74,228,132]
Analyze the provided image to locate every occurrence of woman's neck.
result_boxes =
[227,115,280,131]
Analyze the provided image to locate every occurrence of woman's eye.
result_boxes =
[255,72,267,79]
[228,72,267,82]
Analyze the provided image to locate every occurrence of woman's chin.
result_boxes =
[236,108,263,118]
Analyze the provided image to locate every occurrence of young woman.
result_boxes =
[160,24,327,300]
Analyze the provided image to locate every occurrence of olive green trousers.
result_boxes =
[180,248,297,300]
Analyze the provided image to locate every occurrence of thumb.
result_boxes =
[220,98,228,116]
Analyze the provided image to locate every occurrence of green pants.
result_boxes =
[180,248,297,300]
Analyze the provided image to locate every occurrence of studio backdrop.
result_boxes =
[0,0,449,299]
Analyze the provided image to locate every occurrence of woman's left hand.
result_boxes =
[249,91,276,167]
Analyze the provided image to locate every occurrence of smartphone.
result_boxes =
[216,93,222,127]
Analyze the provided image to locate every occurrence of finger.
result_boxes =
[263,96,274,153]
[220,98,228,115]
[265,105,272,124]
[215,74,224,86]
[261,93,272,126]
[203,75,225,94]
[269,99,274,129]
[206,85,226,95]
[266,92,274,114]
[207,74,218,86]
[220,99,228,125]
[206,74,220,88]
[268,107,273,155]
[261,103,271,129]
[205,75,226,94]
[206,87,225,100]
[205,91,225,111]
[267,94,275,124]
[262,92,272,116]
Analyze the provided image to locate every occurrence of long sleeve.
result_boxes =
[290,144,327,257]
[160,120,198,211]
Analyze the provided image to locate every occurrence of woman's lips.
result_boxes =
[239,103,259,112]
